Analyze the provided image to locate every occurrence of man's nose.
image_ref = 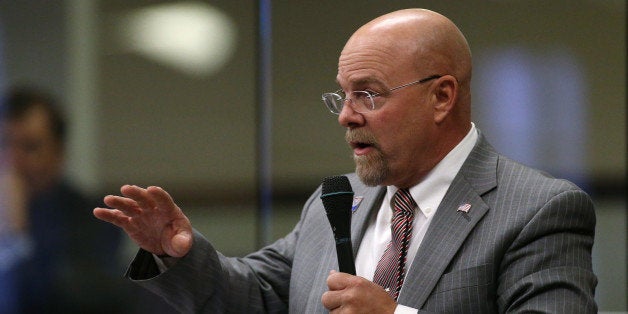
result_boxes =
[338,101,365,128]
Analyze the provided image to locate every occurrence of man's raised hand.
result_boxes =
[93,185,193,257]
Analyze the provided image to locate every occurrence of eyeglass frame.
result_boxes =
[321,74,443,115]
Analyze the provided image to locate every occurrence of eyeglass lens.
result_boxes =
[322,91,373,114]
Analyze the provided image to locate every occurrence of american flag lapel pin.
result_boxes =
[352,196,364,213]
[457,203,471,213]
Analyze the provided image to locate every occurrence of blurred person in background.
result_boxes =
[0,86,125,313]
[0,124,29,314]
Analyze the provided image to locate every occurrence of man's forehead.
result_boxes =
[336,48,416,89]
[335,75,385,90]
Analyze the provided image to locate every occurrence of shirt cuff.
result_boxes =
[152,254,180,273]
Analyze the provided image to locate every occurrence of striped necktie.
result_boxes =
[373,188,416,300]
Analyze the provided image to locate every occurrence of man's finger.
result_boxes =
[321,290,342,311]
[147,186,177,213]
[103,195,142,217]
[121,185,157,211]
[326,270,352,291]
[93,208,131,228]
[166,230,193,257]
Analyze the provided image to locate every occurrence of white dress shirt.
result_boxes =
[355,123,478,313]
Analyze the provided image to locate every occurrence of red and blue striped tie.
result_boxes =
[373,188,416,301]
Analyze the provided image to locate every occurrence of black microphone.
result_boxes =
[320,175,356,275]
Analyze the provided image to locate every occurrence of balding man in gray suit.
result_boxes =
[94,8,597,313]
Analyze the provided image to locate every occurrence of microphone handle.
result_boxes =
[335,237,356,275]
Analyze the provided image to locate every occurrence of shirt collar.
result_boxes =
[386,122,478,218]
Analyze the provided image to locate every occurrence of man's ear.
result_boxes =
[432,75,458,124]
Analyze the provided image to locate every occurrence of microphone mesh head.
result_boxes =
[321,175,352,195]
[321,175,354,239]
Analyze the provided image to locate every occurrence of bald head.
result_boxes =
[342,9,472,106]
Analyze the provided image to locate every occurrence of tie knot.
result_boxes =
[393,189,416,217]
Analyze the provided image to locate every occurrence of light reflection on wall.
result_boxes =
[114,1,237,77]
[473,46,588,187]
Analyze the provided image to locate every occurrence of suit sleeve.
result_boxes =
[496,187,598,313]
[125,227,296,313]
[121,188,333,313]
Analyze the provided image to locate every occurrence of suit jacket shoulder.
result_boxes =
[400,133,597,313]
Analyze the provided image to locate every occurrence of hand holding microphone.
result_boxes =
[320,178,399,311]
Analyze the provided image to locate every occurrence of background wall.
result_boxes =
[1,0,625,311]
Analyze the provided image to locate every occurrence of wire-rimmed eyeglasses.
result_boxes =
[321,74,442,114]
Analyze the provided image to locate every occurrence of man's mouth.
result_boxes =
[350,141,375,155]
[346,129,378,156]
[350,141,371,149]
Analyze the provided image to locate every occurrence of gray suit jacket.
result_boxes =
[127,134,597,313]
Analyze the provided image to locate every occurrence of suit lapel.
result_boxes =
[346,174,386,256]
[398,134,498,308]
